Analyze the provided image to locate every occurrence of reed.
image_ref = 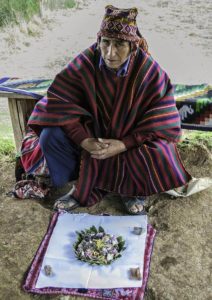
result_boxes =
[0,0,76,28]
[0,0,40,27]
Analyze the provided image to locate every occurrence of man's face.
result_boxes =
[99,36,131,70]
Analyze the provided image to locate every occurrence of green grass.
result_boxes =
[64,0,76,9]
[0,0,40,27]
[180,130,212,150]
[0,123,13,140]
[0,101,16,159]
[0,0,76,28]
[0,102,14,139]
[45,0,76,10]
[64,0,76,8]
[0,138,16,160]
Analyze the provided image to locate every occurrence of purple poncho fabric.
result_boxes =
[28,44,191,206]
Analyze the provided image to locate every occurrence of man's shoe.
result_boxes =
[54,193,79,212]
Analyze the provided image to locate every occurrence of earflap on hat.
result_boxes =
[136,28,149,53]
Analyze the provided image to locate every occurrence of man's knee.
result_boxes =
[39,127,65,151]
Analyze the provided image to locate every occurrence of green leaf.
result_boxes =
[117,236,123,243]
[119,241,125,250]
[98,226,105,233]
[90,225,98,233]
[76,233,83,240]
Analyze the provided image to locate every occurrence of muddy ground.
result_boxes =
[0,0,211,299]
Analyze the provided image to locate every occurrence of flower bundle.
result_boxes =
[73,226,126,265]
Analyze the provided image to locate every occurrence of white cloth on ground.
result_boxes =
[35,213,148,289]
[166,177,212,197]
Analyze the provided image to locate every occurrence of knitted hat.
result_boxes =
[97,5,141,42]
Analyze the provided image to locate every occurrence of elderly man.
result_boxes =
[27,5,191,214]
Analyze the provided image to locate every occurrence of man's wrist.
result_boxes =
[119,141,127,152]
[121,135,137,150]
[80,138,90,148]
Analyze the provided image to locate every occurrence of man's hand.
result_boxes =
[90,138,127,159]
[80,138,109,153]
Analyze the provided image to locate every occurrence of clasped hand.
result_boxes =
[80,138,127,159]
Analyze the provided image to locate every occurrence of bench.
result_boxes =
[0,92,36,150]
[0,80,211,151]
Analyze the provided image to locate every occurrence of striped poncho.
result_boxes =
[28,43,191,206]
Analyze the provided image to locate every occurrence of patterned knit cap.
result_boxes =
[97,5,141,42]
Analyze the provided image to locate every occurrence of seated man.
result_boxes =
[27,5,191,214]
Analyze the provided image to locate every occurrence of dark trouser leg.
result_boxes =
[39,127,80,187]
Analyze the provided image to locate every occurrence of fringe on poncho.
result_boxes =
[28,43,191,206]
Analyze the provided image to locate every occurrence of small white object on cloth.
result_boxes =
[165,177,212,197]
[35,213,147,289]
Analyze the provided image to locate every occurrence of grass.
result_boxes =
[44,0,76,10]
[0,118,13,136]
[0,0,40,27]
[0,100,16,159]
[64,0,76,9]
[0,99,14,139]
[0,138,16,160]
[0,0,76,28]
[180,130,212,150]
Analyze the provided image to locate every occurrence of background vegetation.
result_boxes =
[0,0,76,27]
[0,138,15,159]
[0,0,76,159]
[0,0,39,27]
[43,0,76,10]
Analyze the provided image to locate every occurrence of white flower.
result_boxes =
[107,253,114,261]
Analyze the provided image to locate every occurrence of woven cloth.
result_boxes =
[174,84,212,130]
[26,45,191,207]
[97,5,140,42]
[20,127,49,175]
[0,78,211,131]
[23,212,156,299]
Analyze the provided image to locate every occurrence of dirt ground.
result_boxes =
[0,1,211,299]
[0,140,211,300]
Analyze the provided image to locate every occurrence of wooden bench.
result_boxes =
[1,84,211,150]
[0,92,36,150]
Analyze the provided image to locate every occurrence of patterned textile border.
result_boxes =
[23,212,156,300]
[174,84,212,131]
[0,77,52,99]
[0,78,211,131]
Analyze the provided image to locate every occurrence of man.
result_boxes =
[27,5,191,214]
